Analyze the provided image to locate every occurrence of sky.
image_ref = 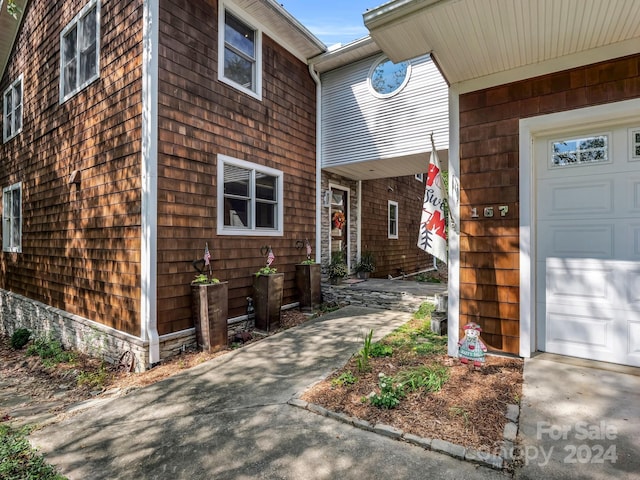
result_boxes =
[279,1,385,48]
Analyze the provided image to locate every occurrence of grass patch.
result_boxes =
[77,362,111,389]
[0,424,66,480]
[394,364,449,393]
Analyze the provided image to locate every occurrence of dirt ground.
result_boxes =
[0,310,312,422]
[1,306,522,457]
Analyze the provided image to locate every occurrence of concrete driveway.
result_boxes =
[516,354,640,480]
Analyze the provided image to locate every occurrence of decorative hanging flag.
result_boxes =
[204,242,211,266]
[305,238,312,259]
[267,247,275,266]
[417,134,448,263]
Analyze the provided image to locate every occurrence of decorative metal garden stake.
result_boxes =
[457,322,487,370]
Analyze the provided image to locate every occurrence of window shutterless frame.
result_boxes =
[3,182,22,253]
[218,3,262,100]
[3,74,23,143]
[59,0,101,103]
[217,155,283,236]
[388,200,399,239]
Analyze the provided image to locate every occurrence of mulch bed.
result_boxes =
[302,352,523,452]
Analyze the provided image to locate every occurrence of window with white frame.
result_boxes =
[3,182,22,253]
[60,0,100,103]
[3,75,23,143]
[217,155,283,236]
[218,6,261,99]
[388,200,398,239]
[415,173,424,182]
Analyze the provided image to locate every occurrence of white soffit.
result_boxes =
[310,36,381,74]
[233,0,326,60]
[364,0,640,89]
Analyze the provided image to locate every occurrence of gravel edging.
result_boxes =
[288,394,519,471]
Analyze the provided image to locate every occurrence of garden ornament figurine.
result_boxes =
[458,322,487,370]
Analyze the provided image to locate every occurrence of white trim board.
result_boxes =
[519,98,640,358]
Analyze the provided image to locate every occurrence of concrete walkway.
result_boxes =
[29,307,506,480]
[517,354,640,480]
[24,306,640,479]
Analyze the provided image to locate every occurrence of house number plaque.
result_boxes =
[471,206,509,218]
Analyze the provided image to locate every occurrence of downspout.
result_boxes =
[141,0,160,367]
[357,180,362,263]
[308,64,322,264]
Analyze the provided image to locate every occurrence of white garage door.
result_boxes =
[536,124,640,367]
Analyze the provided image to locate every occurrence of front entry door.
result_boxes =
[330,187,348,265]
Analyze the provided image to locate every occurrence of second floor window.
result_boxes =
[3,75,23,143]
[60,0,100,102]
[219,7,261,99]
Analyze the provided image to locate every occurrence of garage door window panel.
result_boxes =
[551,134,609,168]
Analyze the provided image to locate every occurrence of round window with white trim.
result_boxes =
[368,56,411,98]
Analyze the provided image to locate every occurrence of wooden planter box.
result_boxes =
[253,273,284,332]
[295,263,321,312]
[191,282,228,352]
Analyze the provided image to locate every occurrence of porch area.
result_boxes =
[321,278,447,313]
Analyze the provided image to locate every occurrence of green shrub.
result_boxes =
[10,328,31,349]
[0,424,66,480]
[369,342,393,358]
[356,329,373,372]
[368,373,405,409]
[331,370,358,387]
[26,337,76,367]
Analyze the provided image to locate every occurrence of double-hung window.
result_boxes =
[60,0,100,102]
[388,200,398,239]
[218,6,261,99]
[217,156,283,236]
[3,182,22,253]
[3,75,23,143]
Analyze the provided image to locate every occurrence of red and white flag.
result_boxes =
[267,248,275,266]
[305,239,312,259]
[417,135,447,264]
[204,242,211,266]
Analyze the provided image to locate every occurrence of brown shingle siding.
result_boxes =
[458,53,640,354]
[0,0,144,336]
[155,0,317,333]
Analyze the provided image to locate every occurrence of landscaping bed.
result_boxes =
[301,312,523,453]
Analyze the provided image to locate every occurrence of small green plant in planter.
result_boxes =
[300,258,316,265]
[255,265,277,276]
[192,273,220,285]
[327,251,348,284]
[355,251,375,279]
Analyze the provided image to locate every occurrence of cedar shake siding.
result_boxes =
[361,175,434,278]
[156,0,317,332]
[0,0,143,335]
[458,54,640,354]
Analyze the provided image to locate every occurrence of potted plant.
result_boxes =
[191,272,228,353]
[327,251,349,285]
[355,251,375,280]
[295,240,321,312]
[253,248,284,332]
